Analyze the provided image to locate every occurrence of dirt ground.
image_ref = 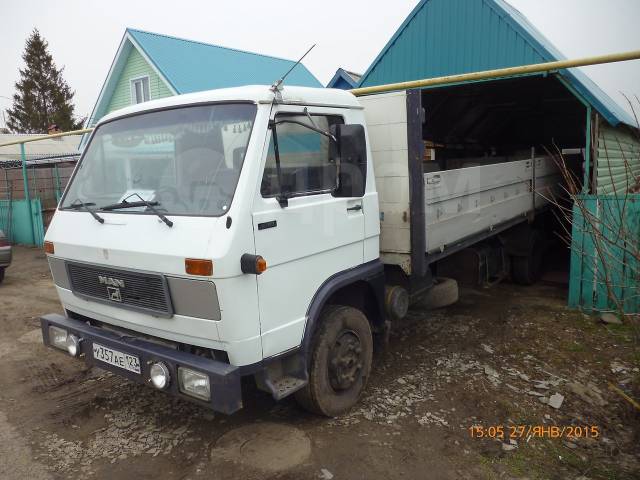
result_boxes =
[0,246,638,480]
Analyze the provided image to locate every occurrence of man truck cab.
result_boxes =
[42,86,385,416]
[42,84,558,416]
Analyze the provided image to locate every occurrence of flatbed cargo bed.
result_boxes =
[359,90,561,276]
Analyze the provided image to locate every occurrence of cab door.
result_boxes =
[251,106,366,358]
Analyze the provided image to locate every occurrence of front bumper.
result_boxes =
[0,247,11,267]
[40,313,242,414]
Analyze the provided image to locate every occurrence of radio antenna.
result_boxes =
[271,44,316,93]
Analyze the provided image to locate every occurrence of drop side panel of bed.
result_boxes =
[424,157,560,253]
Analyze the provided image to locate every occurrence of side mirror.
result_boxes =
[329,124,367,198]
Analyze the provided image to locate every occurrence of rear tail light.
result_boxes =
[0,238,8,247]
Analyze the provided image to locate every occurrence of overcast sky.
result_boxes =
[1,0,639,127]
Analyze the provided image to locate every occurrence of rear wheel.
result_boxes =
[0,267,4,284]
[295,305,373,417]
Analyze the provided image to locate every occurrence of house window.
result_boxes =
[130,77,150,104]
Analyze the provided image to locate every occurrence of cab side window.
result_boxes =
[261,114,343,198]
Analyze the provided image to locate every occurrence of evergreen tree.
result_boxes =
[6,29,84,133]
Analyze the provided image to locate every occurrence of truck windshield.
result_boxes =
[61,103,256,217]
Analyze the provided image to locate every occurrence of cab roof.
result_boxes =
[98,85,361,125]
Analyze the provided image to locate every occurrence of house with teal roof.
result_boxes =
[87,29,322,126]
[326,68,361,90]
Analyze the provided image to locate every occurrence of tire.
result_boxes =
[295,305,373,417]
[416,277,459,309]
[0,268,4,285]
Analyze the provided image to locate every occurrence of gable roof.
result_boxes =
[127,29,322,93]
[327,68,362,89]
[358,0,635,127]
[88,29,322,126]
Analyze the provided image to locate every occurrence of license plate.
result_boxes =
[92,343,141,374]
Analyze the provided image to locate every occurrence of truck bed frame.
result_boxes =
[360,90,561,281]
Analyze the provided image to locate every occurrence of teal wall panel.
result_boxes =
[359,0,546,88]
[569,194,640,313]
[0,199,44,247]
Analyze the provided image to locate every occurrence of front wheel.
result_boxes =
[295,305,373,417]
[0,267,4,284]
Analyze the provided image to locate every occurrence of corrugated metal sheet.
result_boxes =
[0,134,81,163]
[596,124,640,194]
[569,194,640,313]
[128,29,322,93]
[360,0,545,86]
[358,0,635,127]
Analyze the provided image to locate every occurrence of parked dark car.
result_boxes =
[0,229,11,284]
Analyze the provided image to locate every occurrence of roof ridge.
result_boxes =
[126,28,299,65]
[358,0,634,126]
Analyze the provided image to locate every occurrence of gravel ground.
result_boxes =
[0,246,638,480]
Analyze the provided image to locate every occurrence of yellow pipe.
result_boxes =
[2,48,638,146]
[0,128,94,148]
[350,49,640,96]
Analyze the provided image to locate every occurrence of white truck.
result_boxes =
[41,85,558,415]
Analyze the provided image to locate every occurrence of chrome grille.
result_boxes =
[66,262,173,317]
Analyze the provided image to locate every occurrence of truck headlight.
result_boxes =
[150,362,170,390]
[49,326,69,351]
[178,367,210,401]
[66,334,82,357]
[49,326,82,357]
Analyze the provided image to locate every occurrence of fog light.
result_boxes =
[49,326,68,351]
[150,362,170,390]
[66,334,81,357]
[178,367,211,401]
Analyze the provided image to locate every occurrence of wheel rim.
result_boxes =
[328,329,364,391]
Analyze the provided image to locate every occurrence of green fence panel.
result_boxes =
[0,198,44,247]
[622,202,640,311]
[32,198,45,247]
[569,194,640,313]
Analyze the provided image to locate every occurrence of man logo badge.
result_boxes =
[107,286,122,302]
[99,275,125,302]
[98,275,125,288]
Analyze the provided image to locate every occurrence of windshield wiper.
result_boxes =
[66,199,105,224]
[303,107,337,143]
[271,114,337,143]
[101,194,173,228]
[268,109,337,208]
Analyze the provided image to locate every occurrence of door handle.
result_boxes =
[347,204,362,212]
